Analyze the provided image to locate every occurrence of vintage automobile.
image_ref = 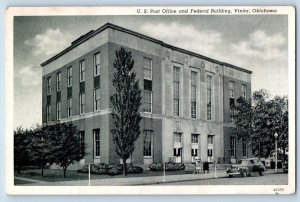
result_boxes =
[226,158,266,177]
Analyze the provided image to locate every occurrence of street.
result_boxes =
[156,173,288,185]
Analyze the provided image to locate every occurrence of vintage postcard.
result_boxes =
[5,6,295,195]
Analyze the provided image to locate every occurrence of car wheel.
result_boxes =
[242,172,247,177]
[259,171,264,176]
[229,175,233,178]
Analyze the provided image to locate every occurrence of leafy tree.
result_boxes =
[234,89,288,159]
[14,127,32,174]
[265,96,288,162]
[110,47,142,176]
[30,124,56,176]
[51,122,85,178]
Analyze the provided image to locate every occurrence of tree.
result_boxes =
[234,89,289,159]
[14,127,32,174]
[30,124,56,176]
[110,47,142,176]
[266,96,288,162]
[51,122,85,178]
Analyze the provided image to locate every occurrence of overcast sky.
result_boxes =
[13,15,288,128]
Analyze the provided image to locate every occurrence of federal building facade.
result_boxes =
[41,23,252,166]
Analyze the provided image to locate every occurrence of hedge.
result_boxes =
[77,163,143,176]
[149,162,185,171]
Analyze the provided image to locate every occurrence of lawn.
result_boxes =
[14,168,193,185]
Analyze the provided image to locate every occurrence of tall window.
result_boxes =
[241,84,247,99]
[46,105,51,122]
[94,88,100,111]
[47,77,51,95]
[173,132,182,143]
[191,148,198,157]
[242,140,247,157]
[191,71,197,119]
[56,72,61,91]
[80,60,85,82]
[79,93,85,114]
[191,134,198,143]
[230,137,236,157]
[94,129,100,157]
[144,90,152,113]
[79,131,85,158]
[94,52,101,76]
[144,57,152,80]
[143,130,153,157]
[229,81,235,123]
[207,75,212,120]
[56,101,61,120]
[173,67,180,116]
[144,58,152,113]
[67,66,72,87]
[208,149,213,157]
[229,81,234,98]
[208,135,214,144]
[67,97,72,117]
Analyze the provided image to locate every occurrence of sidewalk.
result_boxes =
[18,169,227,186]
[15,168,279,186]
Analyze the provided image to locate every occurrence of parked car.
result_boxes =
[226,158,266,177]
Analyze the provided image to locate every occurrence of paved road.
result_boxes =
[156,173,288,185]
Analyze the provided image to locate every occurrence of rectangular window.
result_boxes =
[191,134,198,143]
[242,141,247,157]
[230,137,236,157]
[94,52,101,76]
[208,149,213,157]
[67,66,72,87]
[80,60,85,82]
[144,90,152,113]
[47,77,51,95]
[230,108,235,123]
[94,129,100,157]
[46,105,51,122]
[94,88,100,111]
[208,135,214,144]
[67,97,72,117]
[56,101,61,120]
[174,148,182,157]
[144,57,152,80]
[173,132,182,143]
[173,67,180,116]
[79,93,85,114]
[230,81,235,123]
[56,72,61,91]
[79,131,85,158]
[191,149,198,157]
[207,75,212,120]
[144,58,153,113]
[191,71,197,119]
[229,81,234,98]
[241,84,247,99]
[143,130,153,157]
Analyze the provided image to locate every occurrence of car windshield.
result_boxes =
[239,160,249,166]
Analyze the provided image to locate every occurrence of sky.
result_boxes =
[13,15,288,128]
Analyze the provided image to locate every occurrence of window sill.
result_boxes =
[143,156,152,159]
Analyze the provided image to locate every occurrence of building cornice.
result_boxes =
[40,23,252,74]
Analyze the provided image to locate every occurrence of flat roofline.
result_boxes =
[40,23,252,74]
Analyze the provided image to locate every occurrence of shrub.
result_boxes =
[149,162,185,171]
[78,163,143,176]
[107,163,123,176]
[127,164,143,174]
